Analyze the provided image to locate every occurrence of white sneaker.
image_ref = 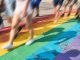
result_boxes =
[2,44,13,49]
[25,40,34,45]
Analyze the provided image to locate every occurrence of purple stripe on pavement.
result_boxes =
[55,35,80,60]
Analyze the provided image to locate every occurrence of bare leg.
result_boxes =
[76,7,80,19]
[68,6,72,16]
[36,6,40,17]
[60,0,71,17]
[60,5,67,17]
[9,14,20,44]
[25,10,34,45]
[67,0,77,16]
[53,5,61,23]
[75,7,80,16]
[2,14,20,49]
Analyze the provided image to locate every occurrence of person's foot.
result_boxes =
[61,13,64,18]
[54,20,58,23]
[2,44,13,49]
[76,15,80,20]
[75,11,78,16]
[36,14,39,17]
[25,39,34,45]
[54,17,58,23]
[67,12,70,16]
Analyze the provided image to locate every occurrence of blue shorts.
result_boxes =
[14,0,41,18]
[30,0,41,8]
[53,0,64,6]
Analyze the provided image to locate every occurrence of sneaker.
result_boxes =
[2,44,13,49]
[25,40,34,45]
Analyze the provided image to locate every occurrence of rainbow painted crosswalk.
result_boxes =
[0,15,79,60]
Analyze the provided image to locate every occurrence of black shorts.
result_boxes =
[53,0,64,6]
[0,16,3,25]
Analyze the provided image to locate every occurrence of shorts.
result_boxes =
[31,0,41,8]
[14,0,41,18]
[53,0,64,6]
[0,16,3,25]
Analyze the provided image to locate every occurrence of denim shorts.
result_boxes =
[31,0,41,8]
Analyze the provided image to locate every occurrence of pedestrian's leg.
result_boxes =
[67,6,72,16]
[67,0,77,16]
[25,10,34,45]
[54,5,61,23]
[36,6,40,17]
[76,7,80,19]
[2,14,20,49]
[60,0,69,17]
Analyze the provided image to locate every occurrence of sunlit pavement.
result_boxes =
[0,1,80,60]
